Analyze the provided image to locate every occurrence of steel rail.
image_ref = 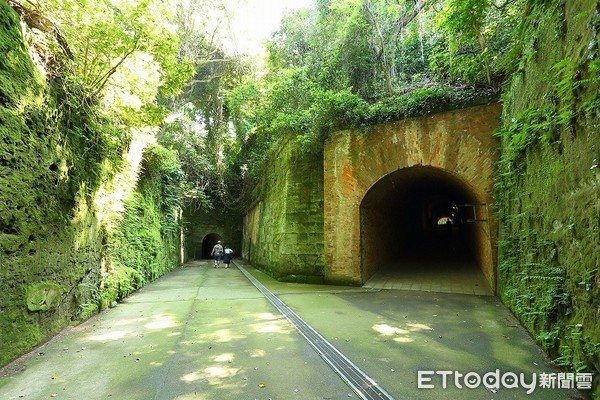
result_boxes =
[236,263,395,400]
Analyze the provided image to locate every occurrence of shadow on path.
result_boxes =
[0,260,587,400]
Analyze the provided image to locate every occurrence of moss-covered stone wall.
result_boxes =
[0,4,182,367]
[496,0,599,392]
[183,205,243,261]
[243,137,325,283]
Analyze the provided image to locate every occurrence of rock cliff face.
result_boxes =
[495,0,599,386]
[0,3,181,367]
[243,136,325,283]
[1,3,98,365]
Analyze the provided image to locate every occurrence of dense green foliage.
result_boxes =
[114,0,524,208]
[99,144,184,311]
[226,0,522,181]
[495,0,599,385]
[39,0,194,125]
[150,0,250,211]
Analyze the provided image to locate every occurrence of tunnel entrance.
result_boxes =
[360,166,492,294]
[201,233,222,259]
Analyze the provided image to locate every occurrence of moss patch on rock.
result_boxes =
[26,282,65,312]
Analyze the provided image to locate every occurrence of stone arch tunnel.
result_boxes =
[201,233,222,259]
[360,165,488,282]
[323,103,501,291]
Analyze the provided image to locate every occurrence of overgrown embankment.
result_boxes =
[0,4,182,366]
[496,0,599,392]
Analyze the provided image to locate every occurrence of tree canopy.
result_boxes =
[227,0,524,181]
[12,0,526,210]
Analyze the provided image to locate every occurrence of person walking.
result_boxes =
[211,241,224,268]
[223,245,233,268]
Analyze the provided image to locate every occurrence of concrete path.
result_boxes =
[364,259,492,295]
[0,261,586,400]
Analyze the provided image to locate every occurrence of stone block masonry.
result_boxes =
[323,104,501,287]
[245,104,501,289]
[243,137,325,282]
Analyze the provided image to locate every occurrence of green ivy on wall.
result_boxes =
[98,144,184,310]
[494,0,599,385]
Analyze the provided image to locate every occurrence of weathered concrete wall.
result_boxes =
[243,137,324,282]
[323,104,501,286]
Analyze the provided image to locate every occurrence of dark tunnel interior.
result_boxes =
[360,166,486,280]
[201,233,222,259]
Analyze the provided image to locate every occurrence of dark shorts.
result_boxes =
[214,254,223,261]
